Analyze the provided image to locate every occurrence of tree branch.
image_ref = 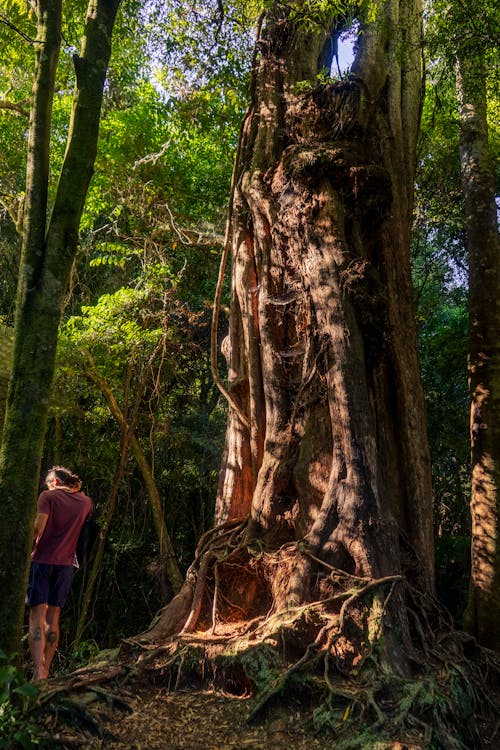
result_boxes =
[0,100,30,118]
[210,107,252,431]
[0,13,35,44]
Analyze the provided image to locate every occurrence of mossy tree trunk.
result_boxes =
[149,0,433,650]
[457,51,500,650]
[0,0,121,654]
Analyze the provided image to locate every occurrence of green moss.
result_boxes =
[215,643,284,696]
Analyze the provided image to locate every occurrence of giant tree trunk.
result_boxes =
[457,52,500,651]
[0,0,120,654]
[148,0,433,646]
[218,1,433,591]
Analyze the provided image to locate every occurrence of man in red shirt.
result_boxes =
[27,466,93,680]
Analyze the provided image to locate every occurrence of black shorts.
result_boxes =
[26,562,74,608]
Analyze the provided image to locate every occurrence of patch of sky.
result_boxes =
[330,22,359,78]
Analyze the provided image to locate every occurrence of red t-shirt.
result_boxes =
[31,488,93,566]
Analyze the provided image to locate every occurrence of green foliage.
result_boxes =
[0,650,41,750]
[37,0,251,648]
[312,670,481,750]
[220,643,284,697]
[74,74,243,317]
[412,0,500,619]
[425,0,500,65]
[48,255,226,645]
[19,0,254,651]
[285,0,377,31]
[0,6,33,298]
[66,640,102,673]
[142,0,254,97]
[0,0,93,207]
[422,0,499,198]
[416,75,464,258]
[88,80,240,217]
[412,229,470,619]
[294,64,346,92]
[287,0,351,30]
[67,288,163,357]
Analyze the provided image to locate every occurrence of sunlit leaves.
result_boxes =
[142,0,254,97]
[415,77,465,265]
[417,0,499,268]
[0,3,33,202]
[89,242,136,268]
[0,1,35,50]
[64,267,173,357]
[287,0,352,31]
[0,0,99,215]
[272,0,378,32]
[78,72,242,310]
[424,0,500,62]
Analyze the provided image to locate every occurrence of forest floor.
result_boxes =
[40,681,331,750]
[29,610,499,749]
[32,650,500,750]
[29,649,500,750]
[84,686,327,750]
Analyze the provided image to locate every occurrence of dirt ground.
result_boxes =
[44,684,329,750]
[31,618,498,749]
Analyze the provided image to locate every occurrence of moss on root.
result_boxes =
[124,589,498,749]
[25,557,499,749]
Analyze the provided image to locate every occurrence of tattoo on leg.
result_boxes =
[33,627,42,642]
[47,631,57,645]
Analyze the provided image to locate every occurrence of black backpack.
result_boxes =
[76,513,100,568]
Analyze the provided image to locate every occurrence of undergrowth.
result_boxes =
[311,669,482,749]
[0,650,42,750]
[5,564,497,750]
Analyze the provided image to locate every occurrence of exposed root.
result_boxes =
[140,519,248,642]
[117,580,498,749]
[23,535,500,749]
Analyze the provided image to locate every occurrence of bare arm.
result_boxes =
[33,513,48,541]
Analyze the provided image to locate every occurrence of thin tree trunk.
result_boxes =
[82,360,183,593]
[74,426,130,647]
[457,52,500,650]
[0,0,120,654]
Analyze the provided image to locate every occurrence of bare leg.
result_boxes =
[44,605,61,677]
[29,604,48,680]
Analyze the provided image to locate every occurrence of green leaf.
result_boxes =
[12,684,40,701]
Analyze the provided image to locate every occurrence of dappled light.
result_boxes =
[470,451,497,590]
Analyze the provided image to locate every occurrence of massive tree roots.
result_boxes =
[26,522,500,749]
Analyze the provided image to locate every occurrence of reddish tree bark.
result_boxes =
[217,2,433,586]
[148,0,433,645]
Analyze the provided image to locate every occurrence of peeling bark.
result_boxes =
[215,1,433,594]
